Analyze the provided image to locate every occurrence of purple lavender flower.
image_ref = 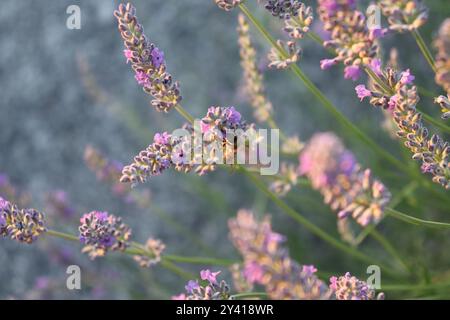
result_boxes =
[214,0,243,11]
[355,85,372,101]
[344,65,361,81]
[0,196,46,244]
[330,272,383,300]
[133,238,165,268]
[150,48,165,68]
[114,3,182,112]
[79,211,131,259]
[224,106,242,125]
[185,280,200,293]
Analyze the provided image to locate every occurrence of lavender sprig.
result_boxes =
[229,210,332,299]
[237,14,274,122]
[317,0,386,81]
[355,67,450,189]
[114,3,181,112]
[79,211,132,259]
[299,132,391,226]
[0,196,46,244]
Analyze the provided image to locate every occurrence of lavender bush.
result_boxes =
[1,0,450,300]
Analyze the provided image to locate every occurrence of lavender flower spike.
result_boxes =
[79,211,132,259]
[229,209,332,299]
[237,14,274,123]
[434,19,450,94]
[0,196,46,244]
[330,272,384,300]
[114,3,181,112]
[299,132,391,227]
[133,238,165,268]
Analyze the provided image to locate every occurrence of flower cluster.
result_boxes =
[0,197,46,244]
[121,106,255,184]
[379,0,428,32]
[282,2,314,39]
[114,3,181,112]
[433,18,450,94]
[263,0,303,20]
[299,132,391,226]
[79,211,132,259]
[330,272,384,300]
[229,210,331,299]
[237,14,273,122]
[268,40,300,69]
[84,146,151,207]
[318,0,385,81]
[133,238,165,268]
[173,270,231,300]
[355,67,450,189]
[214,0,243,11]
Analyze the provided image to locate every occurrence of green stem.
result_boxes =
[164,255,237,266]
[386,207,450,229]
[417,107,450,134]
[46,229,79,242]
[231,292,269,300]
[411,29,437,73]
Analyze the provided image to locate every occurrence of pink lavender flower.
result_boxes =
[330,272,384,300]
[79,211,131,259]
[299,132,391,226]
[355,85,372,101]
[123,49,133,63]
[369,58,383,76]
[114,3,181,112]
[400,69,415,85]
[320,58,337,70]
[229,210,331,299]
[200,270,221,285]
[0,196,46,244]
[344,65,361,81]
[175,270,231,300]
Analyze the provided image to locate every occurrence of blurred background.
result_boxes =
[0,0,449,299]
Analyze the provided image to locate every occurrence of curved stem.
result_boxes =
[386,207,450,229]
[411,29,437,73]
